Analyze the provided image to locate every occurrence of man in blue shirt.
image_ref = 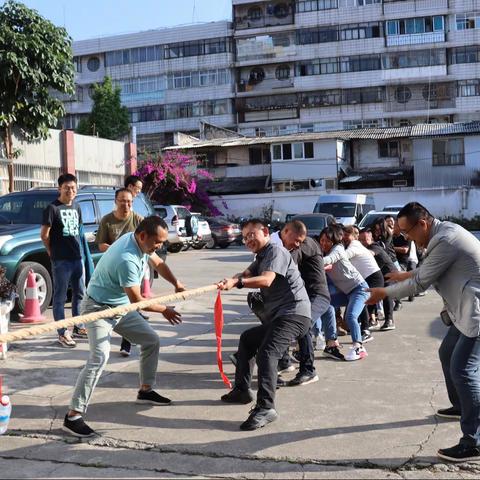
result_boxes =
[63,216,182,438]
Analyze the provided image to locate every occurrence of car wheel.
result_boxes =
[167,243,183,253]
[205,236,216,249]
[218,242,230,249]
[192,242,206,250]
[14,261,53,314]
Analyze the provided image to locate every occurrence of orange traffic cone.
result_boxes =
[19,270,47,323]
[141,266,153,299]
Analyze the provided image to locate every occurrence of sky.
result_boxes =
[1,0,232,40]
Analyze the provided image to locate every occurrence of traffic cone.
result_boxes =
[19,270,47,323]
[141,266,153,299]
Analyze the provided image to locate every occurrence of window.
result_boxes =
[456,13,480,30]
[97,199,114,219]
[247,6,263,20]
[293,143,303,159]
[379,141,400,158]
[423,84,450,101]
[78,201,96,225]
[450,46,480,65]
[387,16,443,36]
[457,79,480,97]
[305,142,314,158]
[395,86,412,103]
[73,57,82,73]
[272,144,282,160]
[87,56,100,72]
[383,49,445,69]
[271,142,315,160]
[275,65,290,80]
[432,139,464,166]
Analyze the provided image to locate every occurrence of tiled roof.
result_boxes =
[164,122,480,150]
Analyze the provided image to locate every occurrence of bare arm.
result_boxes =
[123,285,182,324]
[40,225,51,257]
[394,245,409,255]
[149,252,185,291]
[217,271,276,290]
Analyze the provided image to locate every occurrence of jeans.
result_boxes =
[297,296,335,375]
[70,295,161,414]
[438,325,480,447]
[235,314,310,409]
[52,259,85,336]
[330,282,369,344]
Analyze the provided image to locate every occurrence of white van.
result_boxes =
[313,194,375,225]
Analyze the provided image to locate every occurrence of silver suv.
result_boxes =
[153,204,198,253]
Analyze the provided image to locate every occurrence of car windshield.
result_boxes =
[0,193,57,224]
[358,213,395,228]
[315,203,356,217]
[294,216,328,230]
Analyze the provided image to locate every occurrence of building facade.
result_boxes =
[65,21,235,152]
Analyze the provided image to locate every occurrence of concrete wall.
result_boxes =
[211,187,480,220]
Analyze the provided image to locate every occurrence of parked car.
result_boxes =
[153,204,199,253]
[291,213,336,240]
[357,210,399,229]
[313,193,375,225]
[191,213,212,250]
[204,217,242,249]
[0,187,164,314]
[383,205,404,212]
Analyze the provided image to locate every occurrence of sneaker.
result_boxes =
[345,345,368,362]
[380,319,395,331]
[229,352,238,367]
[72,327,88,339]
[276,375,287,388]
[393,301,402,311]
[278,364,295,374]
[58,332,76,348]
[416,291,427,297]
[287,372,319,387]
[436,407,461,420]
[120,338,131,357]
[240,406,278,431]
[322,345,345,361]
[437,444,480,462]
[136,389,172,406]
[62,414,96,438]
[221,387,254,404]
[313,334,326,351]
[361,330,374,343]
[291,350,302,363]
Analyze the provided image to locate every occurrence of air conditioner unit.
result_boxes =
[325,178,337,190]
[393,180,407,187]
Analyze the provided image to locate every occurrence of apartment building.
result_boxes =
[64,21,235,152]
[233,0,480,137]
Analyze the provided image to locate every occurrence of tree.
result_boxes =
[76,76,130,140]
[0,0,75,192]
[136,150,222,215]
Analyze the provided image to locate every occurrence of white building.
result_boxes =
[233,0,480,136]
[65,21,235,152]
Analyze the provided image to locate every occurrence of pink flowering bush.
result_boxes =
[135,150,222,215]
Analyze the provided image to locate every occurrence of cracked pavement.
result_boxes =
[1,247,479,478]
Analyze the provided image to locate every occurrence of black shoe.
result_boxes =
[136,389,172,405]
[287,372,319,387]
[380,319,395,331]
[221,387,254,404]
[437,443,480,462]
[291,350,302,363]
[62,414,97,438]
[393,301,402,311]
[276,375,287,388]
[436,407,461,420]
[361,330,374,343]
[240,406,278,431]
[408,295,414,302]
[322,345,345,361]
[120,338,131,357]
[229,352,238,367]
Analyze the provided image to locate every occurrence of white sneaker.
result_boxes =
[58,332,76,348]
[314,334,326,351]
[345,345,368,362]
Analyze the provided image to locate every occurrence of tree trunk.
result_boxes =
[4,126,14,193]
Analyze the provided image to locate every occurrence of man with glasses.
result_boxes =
[367,202,480,462]
[217,219,311,431]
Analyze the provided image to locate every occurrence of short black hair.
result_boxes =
[319,224,343,245]
[241,218,268,230]
[115,188,132,199]
[58,173,77,186]
[384,215,395,222]
[125,175,142,188]
[397,202,434,224]
[286,219,307,235]
[135,215,168,236]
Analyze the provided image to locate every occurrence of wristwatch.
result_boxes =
[237,277,245,289]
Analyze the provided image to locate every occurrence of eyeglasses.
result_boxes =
[242,230,260,243]
[400,220,418,237]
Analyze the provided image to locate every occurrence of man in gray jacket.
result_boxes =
[367,202,480,462]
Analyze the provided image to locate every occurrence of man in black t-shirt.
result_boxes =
[41,174,87,348]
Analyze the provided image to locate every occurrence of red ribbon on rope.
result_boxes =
[214,291,232,389]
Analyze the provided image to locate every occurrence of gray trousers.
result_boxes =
[70,296,160,414]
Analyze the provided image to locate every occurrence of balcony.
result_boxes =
[386,31,445,47]
[382,65,447,82]
[238,77,294,94]
[383,0,448,16]
[234,2,294,30]
[236,35,296,63]
[204,163,271,178]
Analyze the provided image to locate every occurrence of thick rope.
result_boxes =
[0,284,218,344]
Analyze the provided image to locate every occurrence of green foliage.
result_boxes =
[76,77,130,140]
[0,0,75,141]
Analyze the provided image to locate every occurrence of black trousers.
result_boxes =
[235,314,310,409]
[360,270,384,331]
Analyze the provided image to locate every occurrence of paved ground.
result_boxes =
[1,246,480,479]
